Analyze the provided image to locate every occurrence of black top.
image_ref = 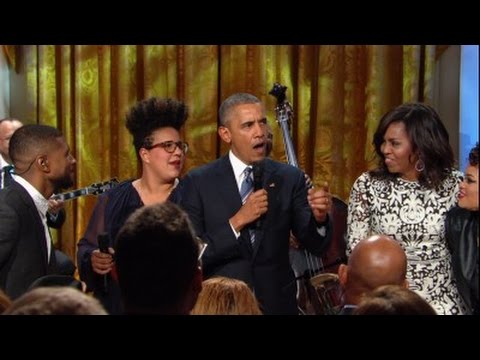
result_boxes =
[77,180,142,314]
[445,207,479,315]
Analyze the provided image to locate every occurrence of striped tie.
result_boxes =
[240,167,253,204]
[240,167,255,244]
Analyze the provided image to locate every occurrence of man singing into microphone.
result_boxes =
[174,93,332,315]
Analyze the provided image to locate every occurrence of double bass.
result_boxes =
[269,83,346,315]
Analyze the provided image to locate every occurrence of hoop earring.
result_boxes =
[415,159,425,172]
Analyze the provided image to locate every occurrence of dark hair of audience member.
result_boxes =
[352,284,437,315]
[2,287,107,315]
[115,202,200,315]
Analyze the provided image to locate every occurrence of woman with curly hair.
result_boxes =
[446,142,479,315]
[77,97,189,314]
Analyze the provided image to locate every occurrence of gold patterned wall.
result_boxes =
[4,45,435,263]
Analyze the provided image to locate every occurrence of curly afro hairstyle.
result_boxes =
[468,142,479,167]
[125,97,188,155]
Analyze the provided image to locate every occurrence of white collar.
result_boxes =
[11,175,50,216]
[228,150,251,183]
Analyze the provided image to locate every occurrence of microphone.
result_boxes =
[97,232,110,294]
[252,160,265,229]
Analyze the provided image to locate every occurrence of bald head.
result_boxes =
[339,234,407,305]
[0,118,23,163]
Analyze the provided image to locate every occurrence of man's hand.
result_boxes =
[307,181,332,224]
[48,197,65,215]
[230,189,268,233]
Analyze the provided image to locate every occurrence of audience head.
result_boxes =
[218,93,267,165]
[28,275,84,292]
[458,142,479,211]
[338,234,407,305]
[3,287,107,315]
[125,97,189,177]
[352,284,437,315]
[115,202,202,315]
[9,124,76,193]
[0,118,23,163]
[191,276,263,315]
[372,103,454,189]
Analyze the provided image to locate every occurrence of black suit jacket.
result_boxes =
[2,174,65,228]
[46,209,66,229]
[175,156,331,314]
[0,182,57,299]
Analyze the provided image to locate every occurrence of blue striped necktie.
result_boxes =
[240,167,255,244]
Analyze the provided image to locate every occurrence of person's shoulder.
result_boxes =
[266,158,300,174]
[0,181,25,202]
[101,179,134,199]
[449,169,463,182]
[451,168,463,177]
[447,206,472,220]
[186,156,226,177]
[439,168,463,192]
[354,171,372,184]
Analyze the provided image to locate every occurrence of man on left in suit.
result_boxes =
[0,124,76,299]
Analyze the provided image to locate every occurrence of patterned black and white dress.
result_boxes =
[346,170,466,315]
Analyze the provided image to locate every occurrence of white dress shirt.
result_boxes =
[228,151,253,238]
[11,174,52,261]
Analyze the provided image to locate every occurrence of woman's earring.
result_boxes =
[415,159,425,172]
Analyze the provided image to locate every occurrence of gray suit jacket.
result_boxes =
[0,182,57,299]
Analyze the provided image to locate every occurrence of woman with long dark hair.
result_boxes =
[347,103,465,315]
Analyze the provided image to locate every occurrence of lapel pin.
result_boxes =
[268,183,275,188]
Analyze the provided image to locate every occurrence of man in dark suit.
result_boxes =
[0,118,67,228]
[175,93,332,314]
[0,124,76,299]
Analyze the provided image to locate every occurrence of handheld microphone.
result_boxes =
[252,160,265,229]
[97,232,110,294]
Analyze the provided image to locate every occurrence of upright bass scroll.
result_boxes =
[269,82,343,315]
[269,83,298,168]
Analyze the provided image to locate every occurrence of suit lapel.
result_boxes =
[215,156,254,255]
[13,182,50,270]
[252,159,278,260]
[215,155,243,213]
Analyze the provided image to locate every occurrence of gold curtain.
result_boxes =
[5,45,435,262]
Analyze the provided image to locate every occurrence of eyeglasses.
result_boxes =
[145,140,189,154]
